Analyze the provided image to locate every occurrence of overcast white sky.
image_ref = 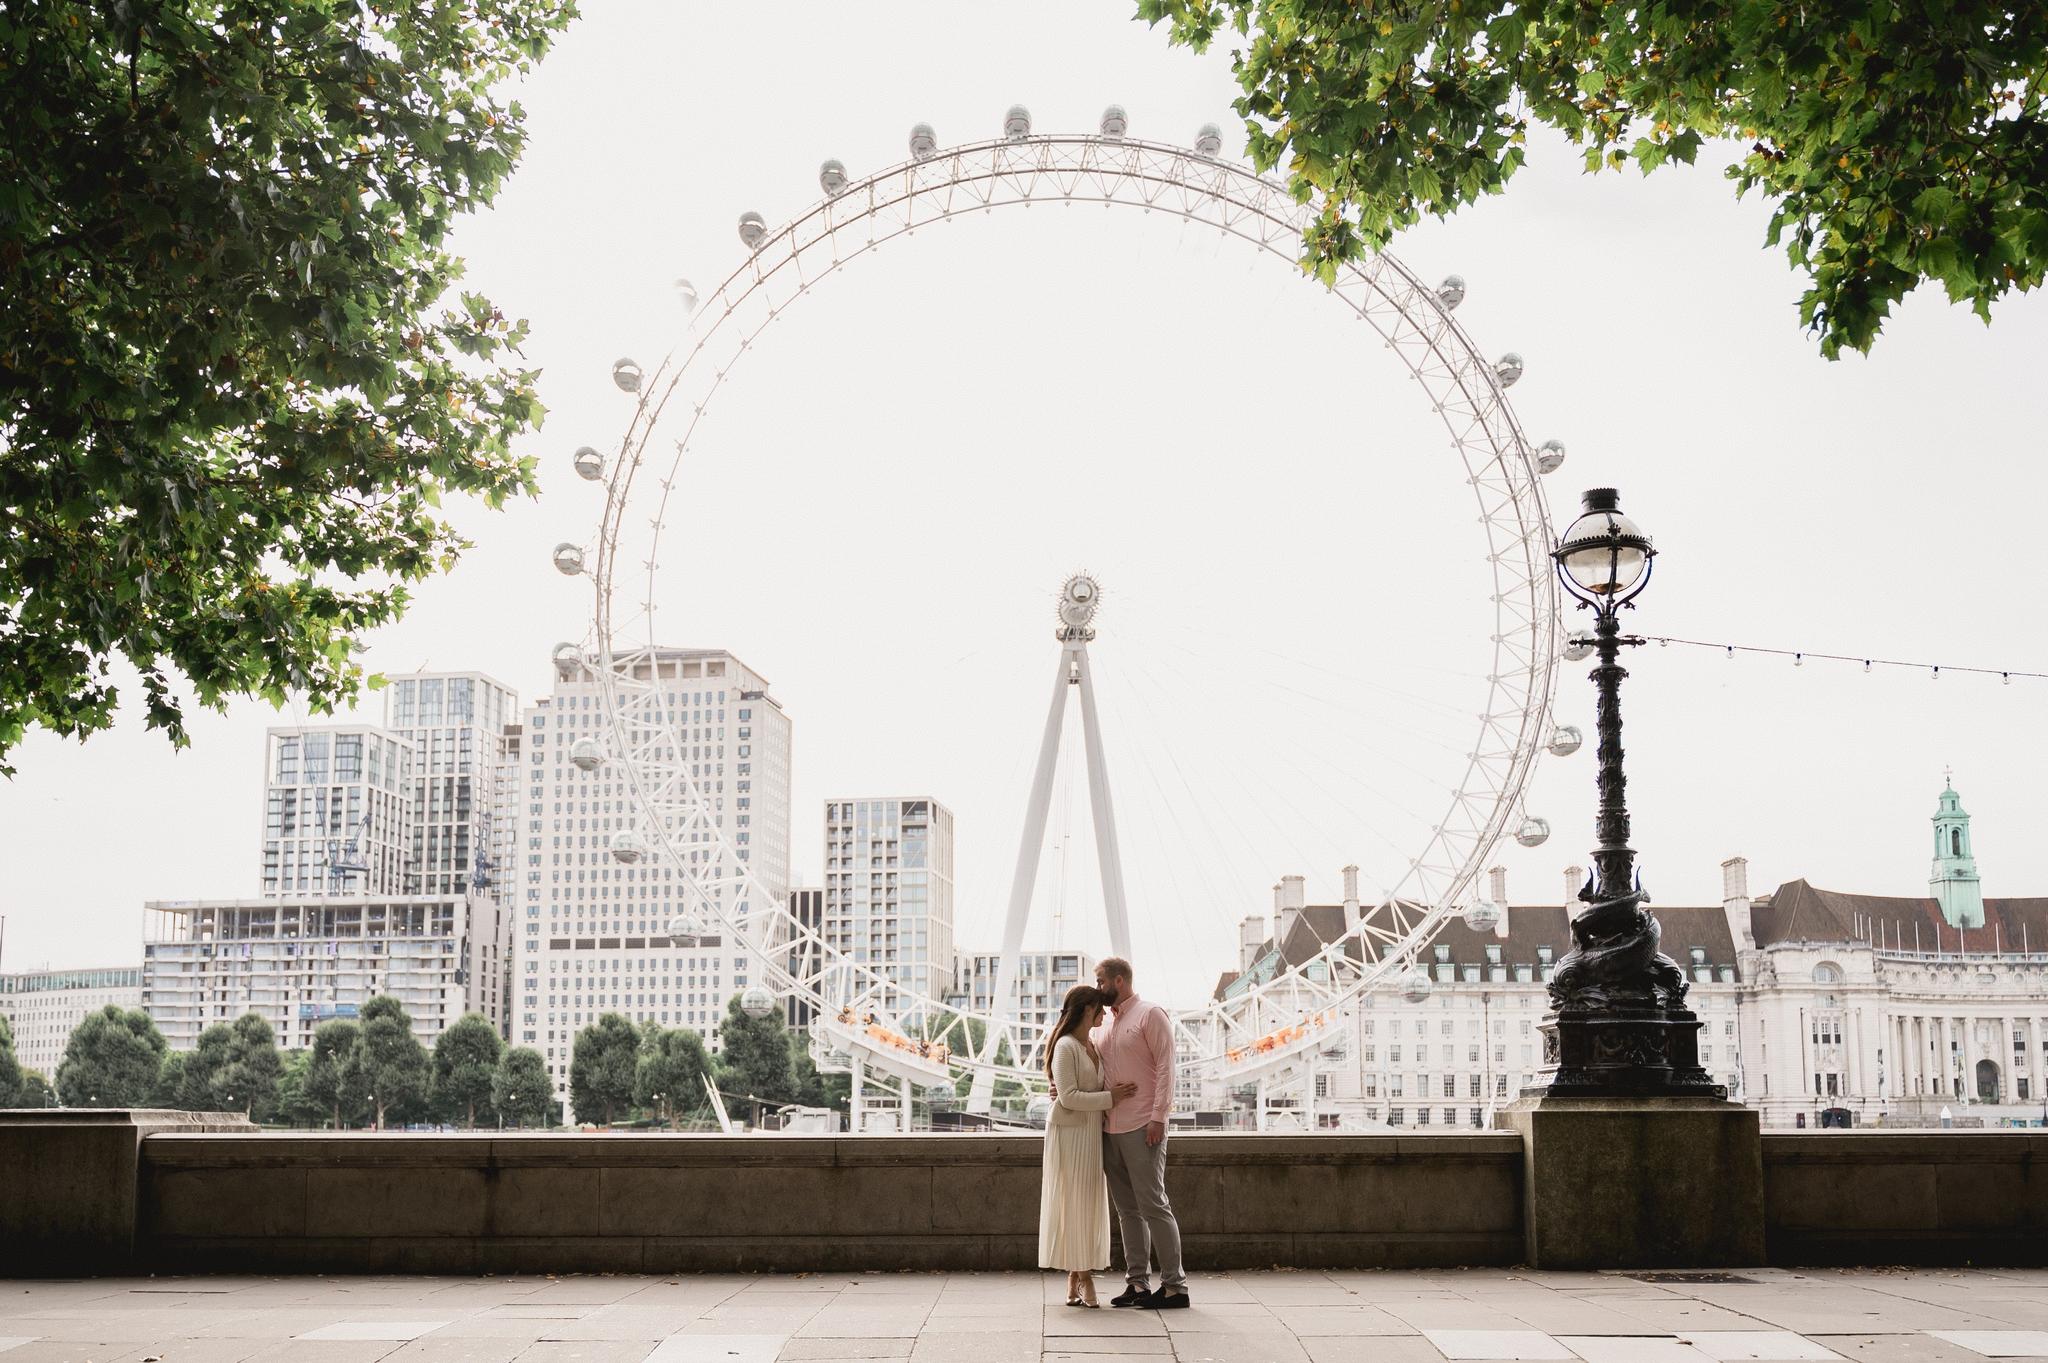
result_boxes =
[4,1,2046,1008]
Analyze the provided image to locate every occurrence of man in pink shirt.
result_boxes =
[1091,957,1188,1308]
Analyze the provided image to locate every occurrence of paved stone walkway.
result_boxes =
[3,1268,2048,1362]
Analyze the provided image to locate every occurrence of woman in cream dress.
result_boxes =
[1039,984,1137,1307]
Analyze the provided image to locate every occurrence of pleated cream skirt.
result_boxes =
[1038,1118,1112,1271]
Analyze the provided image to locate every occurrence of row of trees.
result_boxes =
[566,994,846,1127]
[7,991,852,1129]
[12,997,552,1128]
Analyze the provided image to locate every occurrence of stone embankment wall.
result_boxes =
[2,1112,2044,1275]
[136,1130,1524,1274]
[1761,1131,2048,1265]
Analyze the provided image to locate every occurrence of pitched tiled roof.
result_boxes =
[1752,878,2048,954]
[1212,898,1740,999]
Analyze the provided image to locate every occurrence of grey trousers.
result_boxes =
[1102,1127,1185,1290]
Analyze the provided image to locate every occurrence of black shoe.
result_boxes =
[1140,1288,1190,1310]
[1110,1284,1152,1308]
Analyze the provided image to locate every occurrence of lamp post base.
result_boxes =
[1529,1008,1726,1099]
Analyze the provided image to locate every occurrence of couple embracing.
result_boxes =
[1037,957,1190,1310]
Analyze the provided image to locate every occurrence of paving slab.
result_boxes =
[0,1270,2041,1363]
[1925,1332,2048,1358]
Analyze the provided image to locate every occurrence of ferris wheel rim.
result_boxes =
[576,130,1562,1082]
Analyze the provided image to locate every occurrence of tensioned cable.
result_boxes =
[1644,636,2048,682]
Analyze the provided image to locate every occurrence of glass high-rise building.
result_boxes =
[822,798,955,1022]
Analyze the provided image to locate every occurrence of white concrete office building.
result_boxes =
[822,798,955,1021]
[0,966,144,1078]
[516,647,794,1110]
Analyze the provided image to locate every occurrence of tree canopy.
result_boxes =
[180,1012,282,1116]
[302,1017,367,1128]
[56,1003,167,1107]
[347,995,428,1128]
[1138,0,2048,356]
[570,1012,638,1126]
[0,1015,22,1107]
[635,1024,711,1128]
[0,0,577,774]
[715,995,796,1106]
[493,1045,551,1128]
[432,1011,503,1128]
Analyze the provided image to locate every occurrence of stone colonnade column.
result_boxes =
[2031,1016,2045,1108]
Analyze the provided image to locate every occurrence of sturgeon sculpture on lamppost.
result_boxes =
[1538,488,1723,1097]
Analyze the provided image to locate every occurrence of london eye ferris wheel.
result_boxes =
[547,105,1579,1111]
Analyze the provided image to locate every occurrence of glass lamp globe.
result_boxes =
[909,123,938,161]
[568,738,604,772]
[1436,274,1466,311]
[1462,899,1502,933]
[1401,968,1433,1003]
[1003,105,1032,141]
[572,446,604,481]
[1546,724,1583,756]
[1100,104,1129,140]
[608,829,647,864]
[1194,123,1223,157]
[1515,816,1552,848]
[1555,488,1652,599]
[551,543,585,576]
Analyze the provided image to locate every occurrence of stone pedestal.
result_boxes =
[1499,1095,1763,1269]
[1539,1008,1726,1098]
[0,1109,254,1276]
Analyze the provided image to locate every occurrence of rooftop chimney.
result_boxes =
[1487,866,1511,938]
[1279,874,1306,942]
[1564,865,1587,916]
[1271,882,1284,942]
[1721,856,1755,949]
[1342,864,1361,935]
[1239,914,1266,973]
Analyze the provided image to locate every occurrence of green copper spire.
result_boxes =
[1929,772,1984,929]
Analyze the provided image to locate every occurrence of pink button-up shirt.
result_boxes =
[1093,994,1174,1135]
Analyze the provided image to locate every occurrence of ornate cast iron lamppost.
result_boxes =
[1541,488,1722,1097]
